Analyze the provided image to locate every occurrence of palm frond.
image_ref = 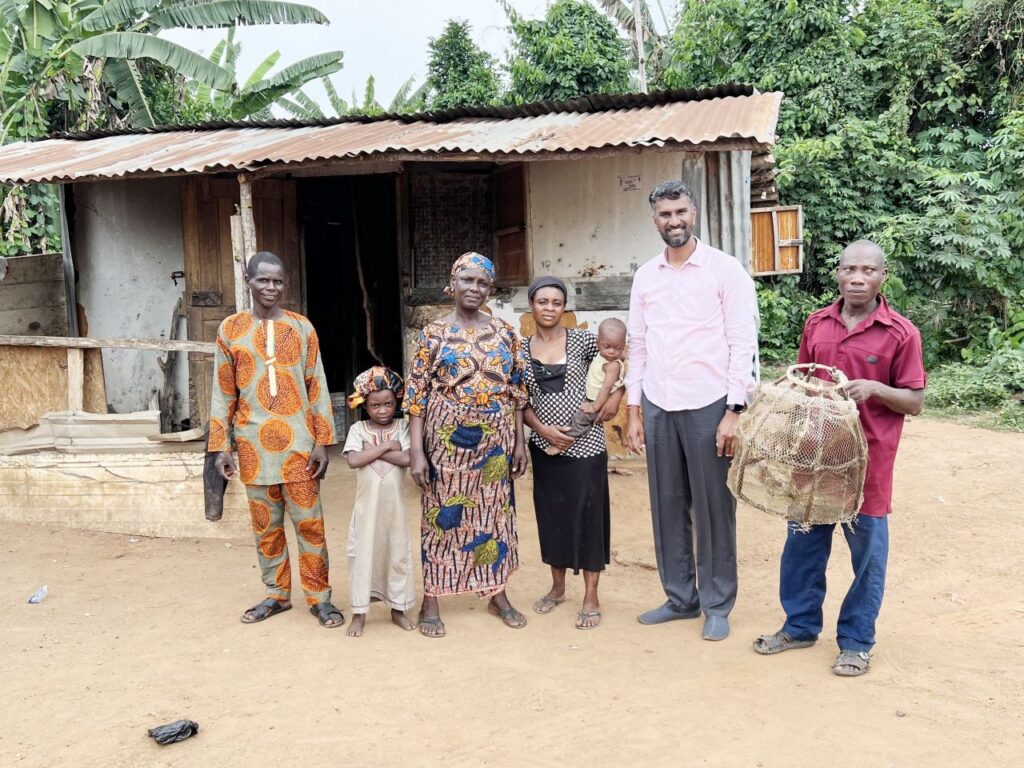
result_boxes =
[321,75,347,116]
[275,94,318,119]
[79,0,161,32]
[104,58,155,127]
[388,75,416,111]
[147,0,329,30]
[243,50,281,89]
[72,32,235,90]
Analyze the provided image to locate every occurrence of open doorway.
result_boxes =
[299,176,403,439]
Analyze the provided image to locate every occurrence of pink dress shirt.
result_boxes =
[626,240,758,411]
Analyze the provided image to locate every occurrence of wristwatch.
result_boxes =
[725,403,746,413]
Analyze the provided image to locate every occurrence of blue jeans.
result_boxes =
[780,515,889,653]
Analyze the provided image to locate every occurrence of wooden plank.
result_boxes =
[238,173,258,265]
[83,348,106,413]
[0,335,215,352]
[0,279,65,310]
[0,305,68,336]
[66,348,84,411]
[750,210,776,275]
[679,152,707,240]
[771,209,781,272]
[58,186,79,337]
[0,253,63,285]
[705,152,722,249]
[229,213,248,313]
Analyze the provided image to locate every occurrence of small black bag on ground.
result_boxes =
[147,719,199,745]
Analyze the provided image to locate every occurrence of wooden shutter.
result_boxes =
[492,164,529,286]
[751,205,803,276]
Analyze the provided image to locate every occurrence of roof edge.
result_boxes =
[47,84,761,141]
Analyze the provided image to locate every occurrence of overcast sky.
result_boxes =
[164,0,678,113]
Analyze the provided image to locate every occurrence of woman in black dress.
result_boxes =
[522,276,624,629]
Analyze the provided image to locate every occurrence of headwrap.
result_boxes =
[444,252,496,294]
[527,275,568,302]
[347,366,404,409]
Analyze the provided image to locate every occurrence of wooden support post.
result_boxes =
[229,214,250,312]
[237,173,257,312]
[66,347,84,412]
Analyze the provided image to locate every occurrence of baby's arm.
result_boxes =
[345,440,402,469]
[582,360,623,413]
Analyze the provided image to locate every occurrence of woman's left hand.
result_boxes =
[511,439,528,479]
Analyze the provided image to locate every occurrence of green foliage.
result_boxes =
[756,278,834,362]
[425,20,501,110]
[0,1,339,257]
[663,0,1024,368]
[506,0,631,102]
[926,348,1024,409]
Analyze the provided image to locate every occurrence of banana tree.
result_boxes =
[187,26,343,121]
[594,0,674,87]
[0,0,334,139]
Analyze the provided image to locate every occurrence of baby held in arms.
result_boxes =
[545,317,627,455]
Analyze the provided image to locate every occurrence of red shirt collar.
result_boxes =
[825,294,894,328]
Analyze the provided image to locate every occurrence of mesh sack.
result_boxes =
[727,364,868,526]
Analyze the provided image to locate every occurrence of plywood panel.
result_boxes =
[780,245,801,271]
[0,305,67,336]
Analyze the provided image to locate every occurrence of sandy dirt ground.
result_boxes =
[3,417,1023,768]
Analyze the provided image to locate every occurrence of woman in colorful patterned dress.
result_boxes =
[405,253,530,638]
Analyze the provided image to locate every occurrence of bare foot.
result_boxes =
[391,609,415,631]
[346,613,366,637]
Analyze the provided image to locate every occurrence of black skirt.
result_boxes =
[529,442,610,574]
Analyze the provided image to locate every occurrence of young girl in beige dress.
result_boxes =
[342,367,417,637]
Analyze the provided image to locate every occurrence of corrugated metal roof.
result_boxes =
[0,89,783,184]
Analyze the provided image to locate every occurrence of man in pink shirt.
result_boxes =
[626,180,758,641]
[753,240,925,675]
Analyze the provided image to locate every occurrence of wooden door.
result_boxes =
[182,176,301,428]
[492,164,529,286]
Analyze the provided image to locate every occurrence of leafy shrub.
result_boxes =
[926,347,1024,410]
[757,278,834,363]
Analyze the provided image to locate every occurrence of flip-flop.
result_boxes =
[488,602,528,629]
[752,630,816,655]
[240,598,291,624]
[532,595,566,614]
[308,602,345,628]
[418,615,446,638]
[576,610,602,630]
[833,650,871,676]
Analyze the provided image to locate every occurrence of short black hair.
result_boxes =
[649,180,696,209]
[246,251,284,278]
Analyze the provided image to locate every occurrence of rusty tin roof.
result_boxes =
[0,87,783,184]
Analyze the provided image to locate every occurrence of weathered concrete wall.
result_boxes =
[527,150,752,280]
[73,179,189,423]
[0,451,249,539]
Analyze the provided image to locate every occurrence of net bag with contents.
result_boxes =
[727,364,868,526]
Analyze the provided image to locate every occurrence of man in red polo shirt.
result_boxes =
[753,240,926,676]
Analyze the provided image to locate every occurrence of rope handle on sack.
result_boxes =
[784,363,851,398]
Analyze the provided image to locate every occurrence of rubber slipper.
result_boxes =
[309,602,345,628]
[240,598,291,624]
[833,650,870,676]
[575,610,602,630]
[533,595,566,614]
[488,602,527,629]
[753,630,816,655]
[418,615,446,638]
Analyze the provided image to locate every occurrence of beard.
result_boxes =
[659,227,691,248]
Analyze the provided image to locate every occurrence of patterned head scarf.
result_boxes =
[444,252,496,295]
[347,366,404,409]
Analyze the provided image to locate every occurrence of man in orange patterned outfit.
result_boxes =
[208,251,343,628]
